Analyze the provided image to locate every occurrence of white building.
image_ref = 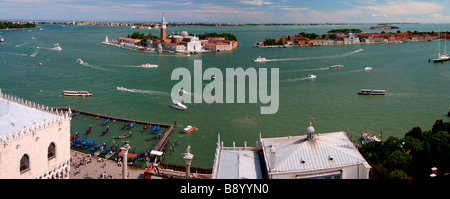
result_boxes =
[211,123,371,179]
[344,32,361,45]
[0,89,71,179]
[260,124,371,179]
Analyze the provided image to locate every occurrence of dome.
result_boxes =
[181,29,188,37]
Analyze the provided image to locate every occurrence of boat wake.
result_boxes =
[265,49,363,62]
[30,48,40,58]
[281,67,329,73]
[15,42,29,48]
[280,77,310,83]
[0,51,28,57]
[116,87,170,96]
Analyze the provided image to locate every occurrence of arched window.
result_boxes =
[20,154,30,173]
[48,142,56,160]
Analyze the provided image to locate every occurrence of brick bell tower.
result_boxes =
[160,12,167,40]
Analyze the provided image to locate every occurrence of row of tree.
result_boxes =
[359,120,450,179]
[196,32,237,41]
[0,22,36,29]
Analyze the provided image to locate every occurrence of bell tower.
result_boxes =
[160,12,167,40]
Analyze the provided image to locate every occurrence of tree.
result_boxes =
[388,170,409,179]
[405,126,423,141]
[383,150,412,173]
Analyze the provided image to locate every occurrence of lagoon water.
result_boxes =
[1,24,449,168]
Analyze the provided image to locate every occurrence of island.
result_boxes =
[0,21,36,30]
[102,13,238,53]
[255,30,444,48]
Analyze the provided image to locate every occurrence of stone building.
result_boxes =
[0,89,71,179]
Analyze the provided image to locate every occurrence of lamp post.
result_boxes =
[182,146,194,179]
[120,143,130,179]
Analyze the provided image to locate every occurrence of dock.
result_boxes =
[58,108,175,152]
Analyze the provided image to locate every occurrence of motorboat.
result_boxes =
[140,63,159,68]
[358,89,386,95]
[62,90,92,97]
[116,87,127,91]
[76,59,84,64]
[53,43,62,51]
[171,100,187,110]
[181,125,198,134]
[0,36,3,42]
[330,64,344,69]
[361,132,381,145]
[254,56,267,62]
[363,66,372,71]
[178,89,188,94]
[307,74,317,79]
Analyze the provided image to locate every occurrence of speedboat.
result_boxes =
[76,59,84,64]
[171,100,187,110]
[254,56,267,62]
[330,64,344,69]
[307,74,317,79]
[178,89,188,94]
[181,125,198,134]
[53,43,62,51]
[116,87,127,91]
[140,63,159,68]
[363,66,372,71]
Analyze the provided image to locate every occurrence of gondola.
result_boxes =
[101,118,110,126]
[141,124,150,132]
[113,132,132,139]
[145,133,163,141]
[126,122,135,130]
[100,126,110,136]
[85,125,92,134]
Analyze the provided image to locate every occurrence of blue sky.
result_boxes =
[1,0,449,23]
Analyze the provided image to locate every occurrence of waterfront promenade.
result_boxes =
[69,150,154,179]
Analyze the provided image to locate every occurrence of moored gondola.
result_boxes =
[100,126,110,136]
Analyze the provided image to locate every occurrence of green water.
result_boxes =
[1,24,449,168]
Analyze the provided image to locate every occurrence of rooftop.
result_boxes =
[0,89,64,137]
[261,131,367,173]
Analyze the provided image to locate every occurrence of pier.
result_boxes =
[58,108,175,152]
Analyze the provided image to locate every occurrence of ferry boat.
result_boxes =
[170,100,187,110]
[363,66,372,71]
[62,90,92,97]
[330,64,344,69]
[307,74,317,79]
[254,56,267,62]
[76,59,84,64]
[358,89,386,95]
[140,63,159,68]
[181,125,198,134]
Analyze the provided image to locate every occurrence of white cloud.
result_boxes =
[239,0,274,6]
[360,1,443,17]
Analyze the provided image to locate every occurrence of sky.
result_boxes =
[1,0,450,23]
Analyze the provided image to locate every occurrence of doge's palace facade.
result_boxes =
[0,89,71,179]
